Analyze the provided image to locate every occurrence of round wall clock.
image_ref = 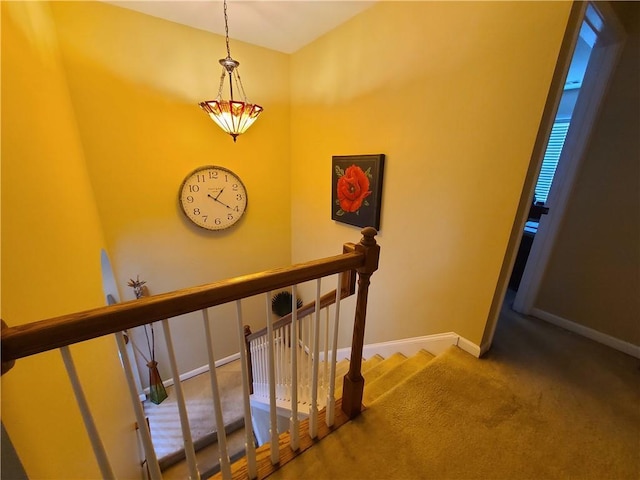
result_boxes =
[179,165,248,231]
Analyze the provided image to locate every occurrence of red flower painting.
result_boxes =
[335,165,372,214]
[332,154,384,230]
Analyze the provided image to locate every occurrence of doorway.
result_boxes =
[508,5,599,294]
[481,1,626,353]
[512,2,625,315]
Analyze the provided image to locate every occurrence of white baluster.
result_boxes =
[275,327,282,399]
[202,309,231,479]
[306,314,312,404]
[309,278,322,438]
[161,320,200,480]
[289,284,300,451]
[300,316,307,404]
[326,273,343,426]
[280,327,285,398]
[324,306,330,395]
[262,338,267,398]
[251,338,262,395]
[304,315,311,404]
[59,346,115,480]
[285,324,291,400]
[115,333,162,480]
[234,301,257,479]
[252,339,259,397]
[260,338,267,398]
[265,293,280,464]
[256,339,262,397]
[281,326,287,399]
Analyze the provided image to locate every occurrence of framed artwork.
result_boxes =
[331,154,385,230]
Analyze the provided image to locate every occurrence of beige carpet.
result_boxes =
[269,302,640,479]
[143,360,245,469]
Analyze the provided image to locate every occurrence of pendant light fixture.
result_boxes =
[199,0,263,142]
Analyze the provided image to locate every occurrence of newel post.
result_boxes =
[342,227,380,418]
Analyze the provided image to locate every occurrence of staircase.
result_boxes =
[161,349,438,479]
[360,350,435,406]
[220,348,439,479]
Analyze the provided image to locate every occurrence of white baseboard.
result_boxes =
[531,308,640,359]
[144,352,241,394]
[152,332,482,396]
[456,336,482,358]
[330,332,480,361]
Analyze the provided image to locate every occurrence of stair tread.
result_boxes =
[362,354,384,372]
[361,352,408,385]
[363,350,435,405]
[334,355,383,398]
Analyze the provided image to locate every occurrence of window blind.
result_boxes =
[534,121,571,205]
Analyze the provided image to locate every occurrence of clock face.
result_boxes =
[179,166,248,231]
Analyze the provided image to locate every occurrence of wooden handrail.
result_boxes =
[1,250,364,365]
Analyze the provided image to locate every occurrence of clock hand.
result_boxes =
[207,193,233,209]
[214,187,225,200]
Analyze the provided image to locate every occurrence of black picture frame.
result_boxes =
[331,154,385,230]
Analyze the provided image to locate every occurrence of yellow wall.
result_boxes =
[536,2,640,344]
[1,2,139,478]
[49,2,291,382]
[290,1,572,348]
[2,1,290,477]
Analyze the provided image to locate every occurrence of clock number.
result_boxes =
[215,218,222,225]
[186,195,194,203]
[193,208,201,216]
[209,171,218,179]
[232,184,238,191]
[189,185,200,193]
[233,206,240,212]
[236,194,243,201]
[202,215,208,223]
[227,213,234,221]
[196,174,206,183]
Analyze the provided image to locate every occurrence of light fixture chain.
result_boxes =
[223,0,231,59]
[234,69,250,103]
[216,69,226,100]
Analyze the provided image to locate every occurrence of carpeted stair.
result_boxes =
[160,351,436,479]
[362,350,435,405]
[327,350,435,405]
[143,362,248,478]
[219,349,440,479]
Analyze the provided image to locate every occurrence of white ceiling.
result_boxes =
[105,1,376,54]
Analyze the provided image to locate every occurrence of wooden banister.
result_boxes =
[1,250,365,365]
